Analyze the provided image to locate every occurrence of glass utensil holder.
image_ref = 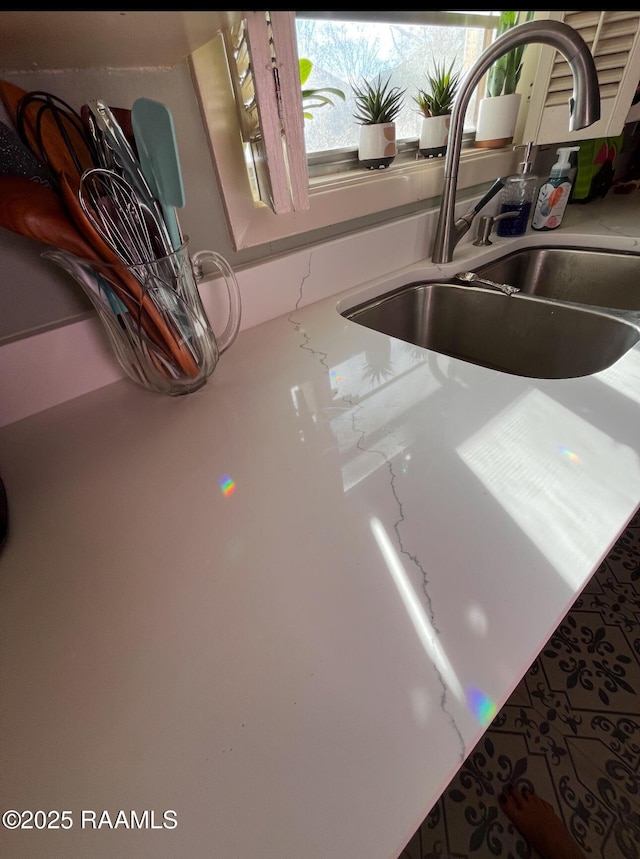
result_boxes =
[43,241,242,396]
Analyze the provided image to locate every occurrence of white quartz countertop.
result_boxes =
[2,195,640,858]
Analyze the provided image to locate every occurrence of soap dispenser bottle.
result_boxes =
[531,146,580,231]
[496,142,538,237]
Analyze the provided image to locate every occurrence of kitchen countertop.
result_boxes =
[2,194,640,858]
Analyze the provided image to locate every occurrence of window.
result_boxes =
[190,10,519,249]
[295,12,498,159]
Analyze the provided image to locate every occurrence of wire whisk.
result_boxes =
[78,166,201,365]
[79,167,170,266]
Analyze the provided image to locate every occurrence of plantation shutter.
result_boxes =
[223,11,309,214]
[521,11,640,145]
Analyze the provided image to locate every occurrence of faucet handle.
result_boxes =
[473,211,519,246]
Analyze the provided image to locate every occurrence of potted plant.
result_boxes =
[414,59,460,158]
[351,74,406,169]
[299,58,345,120]
[475,10,534,148]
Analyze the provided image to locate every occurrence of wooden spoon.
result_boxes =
[0,80,93,187]
[0,174,99,258]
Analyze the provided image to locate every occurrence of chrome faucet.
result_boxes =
[431,19,601,264]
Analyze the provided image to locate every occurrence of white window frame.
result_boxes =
[190,11,521,251]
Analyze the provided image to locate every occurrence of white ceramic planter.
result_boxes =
[358,122,396,169]
[418,115,450,158]
[475,93,522,149]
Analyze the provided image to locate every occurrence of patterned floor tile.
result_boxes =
[402,710,640,858]
[401,508,640,859]
[566,736,640,857]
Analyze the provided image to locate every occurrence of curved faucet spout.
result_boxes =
[431,19,601,264]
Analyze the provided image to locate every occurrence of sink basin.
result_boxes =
[342,280,640,379]
[475,246,640,311]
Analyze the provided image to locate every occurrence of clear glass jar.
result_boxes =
[44,241,241,396]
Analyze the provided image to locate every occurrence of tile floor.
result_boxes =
[402,507,640,859]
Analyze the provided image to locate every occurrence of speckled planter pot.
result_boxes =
[419,114,450,158]
[358,122,396,169]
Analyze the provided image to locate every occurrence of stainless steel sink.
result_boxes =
[475,246,640,311]
[342,281,640,379]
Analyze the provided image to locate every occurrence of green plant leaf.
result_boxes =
[302,94,336,109]
[414,59,460,116]
[486,11,534,97]
[299,57,313,86]
[300,58,346,120]
[351,74,406,125]
[301,87,345,101]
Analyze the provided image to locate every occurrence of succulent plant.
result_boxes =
[351,74,406,125]
[486,11,534,97]
[414,60,461,117]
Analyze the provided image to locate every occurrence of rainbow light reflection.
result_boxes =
[219,475,236,497]
[557,444,581,464]
[467,686,496,726]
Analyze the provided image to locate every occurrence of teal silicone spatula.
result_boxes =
[131,97,185,250]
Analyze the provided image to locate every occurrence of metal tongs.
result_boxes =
[83,99,174,259]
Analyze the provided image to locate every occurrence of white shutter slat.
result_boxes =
[521,11,640,145]
[218,12,309,215]
[268,12,309,212]
[225,21,259,140]
[245,12,292,214]
[244,12,309,214]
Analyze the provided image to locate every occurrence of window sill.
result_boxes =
[243,147,517,250]
[190,36,519,251]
